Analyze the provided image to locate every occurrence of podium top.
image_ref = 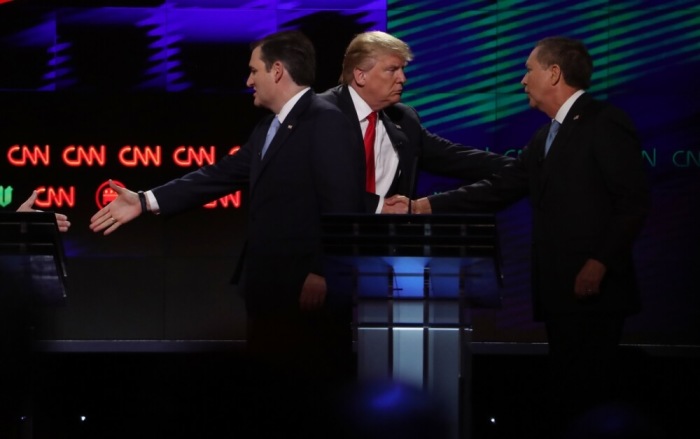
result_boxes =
[0,211,64,255]
[322,213,499,259]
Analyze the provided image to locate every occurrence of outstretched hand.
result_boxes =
[89,180,142,235]
[17,190,71,232]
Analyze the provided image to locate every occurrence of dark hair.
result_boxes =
[251,30,315,86]
[535,36,593,90]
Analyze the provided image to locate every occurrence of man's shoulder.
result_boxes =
[385,101,415,115]
[317,85,344,103]
[575,95,632,123]
[574,93,620,115]
[302,92,356,128]
[384,101,421,125]
[309,90,347,114]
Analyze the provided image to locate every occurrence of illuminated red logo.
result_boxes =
[95,180,125,210]
[173,146,216,167]
[63,145,107,167]
[7,144,50,166]
[204,192,242,209]
[34,186,76,209]
[118,145,162,167]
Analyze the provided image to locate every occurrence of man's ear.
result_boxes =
[353,67,366,86]
[272,61,284,82]
[550,64,562,86]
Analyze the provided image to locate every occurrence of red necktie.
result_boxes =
[363,111,377,192]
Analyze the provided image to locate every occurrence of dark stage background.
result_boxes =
[1,0,698,349]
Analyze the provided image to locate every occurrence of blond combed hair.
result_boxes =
[340,31,414,85]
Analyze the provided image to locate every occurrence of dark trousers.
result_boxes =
[244,298,354,386]
[241,302,355,438]
[544,312,625,437]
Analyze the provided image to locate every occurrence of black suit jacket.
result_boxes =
[319,85,514,212]
[151,90,365,314]
[428,93,651,319]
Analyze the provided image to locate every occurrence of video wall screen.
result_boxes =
[1,0,698,347]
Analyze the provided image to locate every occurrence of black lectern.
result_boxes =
[323,213,503,439]
[0,211,68,306]
[0,212,68,436]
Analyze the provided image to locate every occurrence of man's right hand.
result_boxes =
[382,195,410,214]
[89,180,141,235]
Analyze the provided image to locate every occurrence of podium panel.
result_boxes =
[323,214,502,439]
[0,211,68,305]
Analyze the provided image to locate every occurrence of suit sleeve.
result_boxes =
[402,105,514,181]
[151,132,257,216]
[427,146,531,213]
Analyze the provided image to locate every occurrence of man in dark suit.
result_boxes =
[397,37,651,436]
[89,31,365,386]
[318,31,512,213]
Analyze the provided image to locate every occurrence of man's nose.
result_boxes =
[397,69,407,83]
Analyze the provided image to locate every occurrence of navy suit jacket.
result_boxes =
[428,93,650,319]
[151,90,365,313]
[319,85,513,212]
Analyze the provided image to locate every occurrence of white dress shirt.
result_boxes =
[348,86,400,213]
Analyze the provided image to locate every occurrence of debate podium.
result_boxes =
[0,211,68,307]
[323,214,503,439]
[0,211,68,437]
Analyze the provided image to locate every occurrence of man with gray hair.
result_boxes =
[395,36,651,437]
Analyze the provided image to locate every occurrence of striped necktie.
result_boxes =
[261,116,281,158]
[545,119,560,156]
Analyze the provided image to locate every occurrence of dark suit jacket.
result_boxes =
[428,93,650,320]
[151,90,365,314]
[319,85,514,212]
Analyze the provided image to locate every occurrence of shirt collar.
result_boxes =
[277,87,311,123]
[554,89,585,124]
[348,85,375,122]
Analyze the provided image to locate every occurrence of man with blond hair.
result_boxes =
[319,31,512,213]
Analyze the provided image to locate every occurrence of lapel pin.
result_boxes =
[573,114,580,120]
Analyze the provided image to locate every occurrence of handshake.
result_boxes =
[381,195,432,215]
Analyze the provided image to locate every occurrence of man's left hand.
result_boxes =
[574,258,606,298]
[299,273,327,311]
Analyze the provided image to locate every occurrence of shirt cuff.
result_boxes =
[375,195,384,214]
[145,190,160,214]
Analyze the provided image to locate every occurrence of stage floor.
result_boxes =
[1,346,698,438]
